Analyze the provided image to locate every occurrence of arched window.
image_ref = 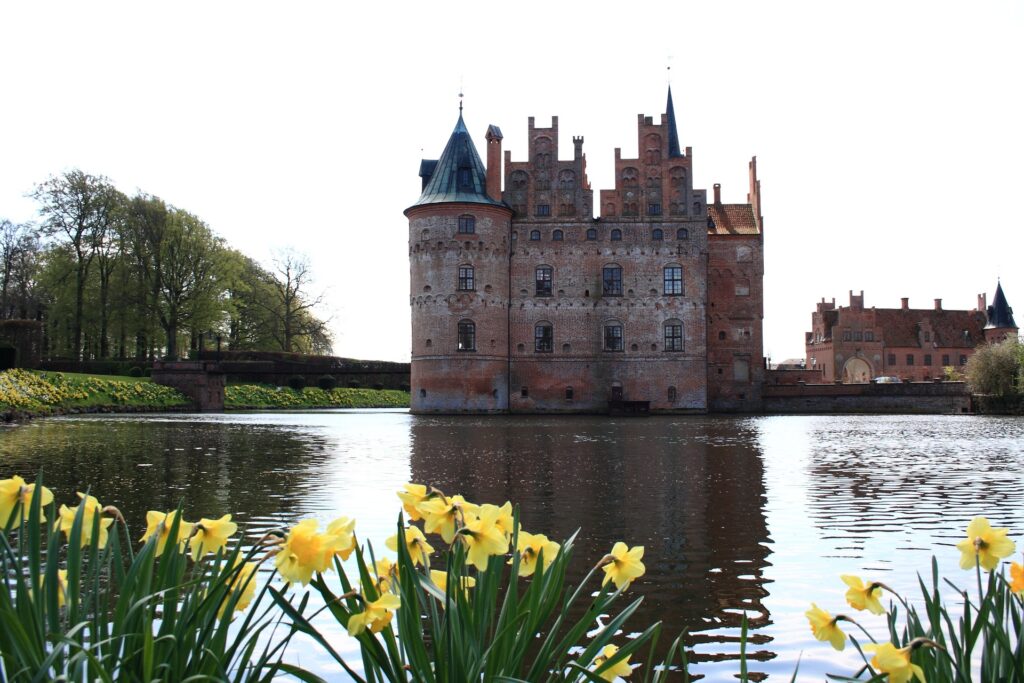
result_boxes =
[552,229,564,241]
[667,386,678,402]
[602,264,622,296]
[535,266,553,296]
[603,321,624,351]
[458,215,475,234]
[529,230,541,241]
[677,228,689,240]
[663,265,683,295]
[565,386,574,400]
[534,322,553,352]
[586,228,597,240]
[457,320,476,351]
[610,229,622,241]
[718,330,726,341]
[664,320,683,351]
[457,265,475,291]
[652,228,663,241]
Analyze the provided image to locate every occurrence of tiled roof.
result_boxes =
[708,204,759,235]
[865,308,987,348]
[408,113,505,210]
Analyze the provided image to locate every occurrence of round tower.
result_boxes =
[984,281,1018,343]
[405,112,513,413]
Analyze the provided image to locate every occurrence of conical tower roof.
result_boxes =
[409,113,505,210]
[985,281,1017,330]
[666,86,683,159]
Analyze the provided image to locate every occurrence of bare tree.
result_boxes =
[252,249,333,353]
[1,219,42,320]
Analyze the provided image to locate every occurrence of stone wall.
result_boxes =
[762,381,971,414]
[150,361,225,411]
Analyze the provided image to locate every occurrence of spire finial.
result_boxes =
[667,55,673,84]
[459,76,464,113]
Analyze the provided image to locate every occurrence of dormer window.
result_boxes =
[457,167,473,189]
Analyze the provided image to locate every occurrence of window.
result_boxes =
[652,228,663,241]
[959,355,967,366]
[865,331,874,342]
[419,388,426,398]
[457,320,475,351]
[663,265,683,295]
[521,386,529,398]
[853,331,862,341]
[534,322,553,352]
[535,204,550,217]
[552,229,564,241]
[887,353,896,366]
[603,323,624,351]
[664,322,683,351]
[648,203,662,216]
[610,229,622,241]
[535,266,553,296]
[924,354,933,366]
[457,265,474,291]
[906,354,915,366]
[511,231,518,241]
[458,215,475,234]
[923,331,931,342]
[529,230,541,241]
[565,386,574,400]
[586,228,597,240]
[736,246,753,262]
[602,265,623,296]
[677,228,689,240]
[457,167,472,189]
[733,359,750,382]
[942,354,950,366]
[842,330,851,341]
[667,386,677,402]
[718,330,726,341]
[735,279,750,296]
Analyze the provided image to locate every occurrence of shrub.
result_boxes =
[966,337,1023,396]
[347,380,361,388]
[373,382,385,390]
[399,382,410,392]
[316,374,337,391]
[286,374,306,391]
[128,366,143,377]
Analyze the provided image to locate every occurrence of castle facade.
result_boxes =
[406,90,764,413]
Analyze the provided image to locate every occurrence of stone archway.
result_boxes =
[842,357,872,384]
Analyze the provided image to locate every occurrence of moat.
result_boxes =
[3,411,1023,680]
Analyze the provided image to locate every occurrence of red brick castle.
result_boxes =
[406,89,763,413]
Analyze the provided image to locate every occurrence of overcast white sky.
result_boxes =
[1,1,1021,363]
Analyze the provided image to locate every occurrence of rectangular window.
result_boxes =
[842,329,852,341]
[457,266,474,291]
[457,215,475,234]
[924,354,932,366]
[865,331,874,341]
[664,324,683,351]
[942,354,950,366]
[648,203,662,215]
[534,325,553,352]
[457,321,475,351]
[887,353,896,366]
[906,354,915,366]
[604,325,623,351]
[535,267,552,296]
[521,386,528,398]
[602,267,622,296]
[535,204,550,217]
[663,266,683,295]
[853,331,862,341]
[735,279,750,296]
[959,355,967,366]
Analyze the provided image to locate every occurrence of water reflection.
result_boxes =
[409,416,773,674]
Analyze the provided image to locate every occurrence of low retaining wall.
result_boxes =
[196,352,409,390]
[151,361,225,411]
[762,381,971,414]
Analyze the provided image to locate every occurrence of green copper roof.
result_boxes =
[986,281,1017,329]
[409,113,505,209]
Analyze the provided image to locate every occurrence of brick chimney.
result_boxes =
[484,125,503,202]
[978,293,987,312]
[901,297,909,310]
[713,183,722,205]
[934,298,942,310]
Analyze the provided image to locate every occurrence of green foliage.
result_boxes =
[128,366,143,377]
[965,337,1023,396]
[0,370,188,415]
[224,383,409,409]
[286,374,306,391]
[316,374,337,391]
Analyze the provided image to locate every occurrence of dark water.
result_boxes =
[2,412,1023,681]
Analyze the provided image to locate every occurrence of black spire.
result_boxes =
[409,110,504,210]
[666,85,683,158]
[985,281,1017,330]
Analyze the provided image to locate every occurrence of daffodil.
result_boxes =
[0,475,54,526]
[1010,562,1024,594]
[479,501,514,540]
[385,525,435,566]
[458,505,509,570]
[274,518,347,585]
[805,603,846,651]
[955,516,1016,571]
[59,493,114,548]
[417,494,476,543]
[189,514,238,560]
[219,560,258,617]
[141,510,193,557]
[864,642,925,683]
[430,568,476,597]
[513,530,560,577]
[601,542,645,591]
[841,574,886,615]
[591,644,633,681]
[347,593,401,636]
[374,557,398,593]
[396,483,429,521]
[39,569,69,608]
[327,516,357,560]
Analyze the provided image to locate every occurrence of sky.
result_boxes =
[1,0,1022,364]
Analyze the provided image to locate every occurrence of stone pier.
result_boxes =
[150,360,225,411]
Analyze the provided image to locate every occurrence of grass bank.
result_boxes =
[225,383,409,409]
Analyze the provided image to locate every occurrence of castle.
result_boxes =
[406,89,764,413]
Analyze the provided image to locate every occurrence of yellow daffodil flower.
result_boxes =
[0,475,54,525]
[591,644,633,681]
[955,516,1016,571]
[219,559,258,617]
[864,642,925,683]
[805,603,847,651]
[374,557,398,593]
[59,493,114,548]
[478,501,515,540]
[347,593,401,636]
[38,569,69,608]
[1010,562,1024,594]
[189,514,238,560]
[274,519,347,585]
[385,525,435,567]
[601,542,645,591]
[396,483,430,521]
[512,530,560,577]
[841,574,886,615]
[430,568,476,597]
[417,494,476,543]
[141,510,193,557]
[327,516,357,560]
[458,505,510,571]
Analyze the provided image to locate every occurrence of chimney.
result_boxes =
[934,298,942,310]
[713,183,722,205]
[901,297,909,310]
[978,293,987,312]
[484,125,503,202]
